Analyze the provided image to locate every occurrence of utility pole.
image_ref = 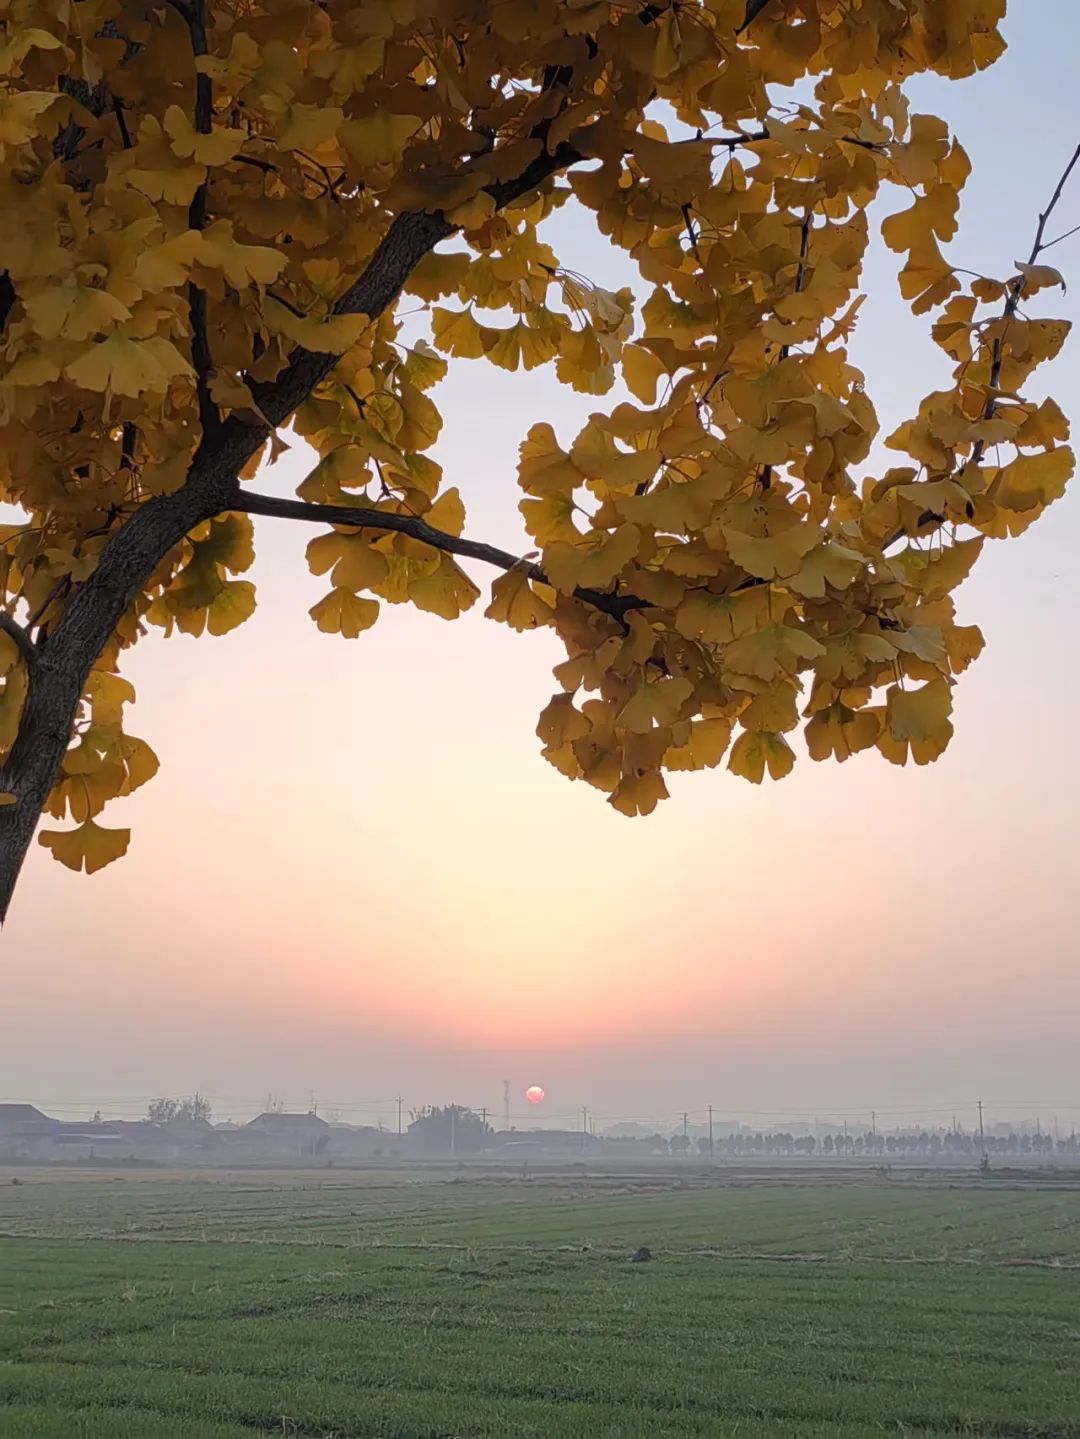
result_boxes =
[581,1106,588,1150]
[480,1107,487,1129]
[682,1111,688,1138]
[708,1104,714,1160]
[503,1079,510,1132]
[978,1099,986,1165]
[396,1096,403,1137]
[309,1089,317,1117]
[449,1105,456,1157]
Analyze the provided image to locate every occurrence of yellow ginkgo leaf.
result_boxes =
[407,556,480,619]
[208,370,270,424]
[485,569,555,631]
[0,90,55,153]
[207,581,256,636]
[992,447,1074,515]
[425,487,466,538]
[675,588,772,646]
[310,589,380,637]
[536,693,590,750]
[24,285,131,341]
[727,731,796,784]
[276,103,344,152]
[518,423,582,495]
[65,335,194,398]
[0,29,63,78]
[340,112,423,171]
[446,191,496,230]
[622,344,667,405]
[309,533,389,593]
[162,106,246,166]
[725,624,825,683]
[482,322,522,372]
[722,499,820,581]
[664,718,732,771]
[617,677,693,734]
[109,735,160,795]
[886,678,952,742]
[787,543,864,599]
[518,318,562,371]
[805,705,881,762]
[884,678,953,764]
[740,682,799,733]
[195,223,286,288]
[542,525,640,594]
[431,307,487,360]
[2,348,62,388]
[608,769,668,817]
[39,820,131,875]
[262,293,369,352]
[1014,261,1066,296]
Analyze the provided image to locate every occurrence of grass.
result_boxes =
[0,1166,1078,1437]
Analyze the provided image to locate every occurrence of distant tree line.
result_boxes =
[408,1105,493,1154]
[146,1094,212,1125]
[638,1129,1078,1158]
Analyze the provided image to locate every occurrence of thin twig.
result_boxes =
[972,142,1080,461]
[111,97,133,150]
[0,613,36,668]
[760,203,813,492]
[882,141,1080,553]
[1041,221,1080,253]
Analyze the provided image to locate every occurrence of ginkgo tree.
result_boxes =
[0,0,1075,920]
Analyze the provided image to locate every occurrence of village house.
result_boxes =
[245,1111,331,1159]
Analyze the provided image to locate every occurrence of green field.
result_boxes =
[1,1166,1078,1437]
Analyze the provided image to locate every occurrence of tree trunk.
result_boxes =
[0,465,236,922]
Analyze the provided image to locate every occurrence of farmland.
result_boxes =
[0,1165,1078,1437]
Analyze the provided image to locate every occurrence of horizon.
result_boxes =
[3,2,1079,1121]
[5,1092,1077,1139]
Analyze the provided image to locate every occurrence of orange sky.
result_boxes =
[3,6,1079,1130]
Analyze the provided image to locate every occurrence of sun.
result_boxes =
[525,1085,545,1105]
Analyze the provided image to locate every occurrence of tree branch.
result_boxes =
[882,140,1080,554]
[243,140,582,437]
[235,490,649,623]
[739,0,777,33]
[184,0,219,441]
[0,613,36,668]
[0,272,15,338]
[976,140,1080,442]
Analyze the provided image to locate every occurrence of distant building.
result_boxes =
[326,1124,390,1158]
[245,1112,331,1157]
[492,1129,601,1154]
[0,1103,53,1135]
[0,1103,58,1157]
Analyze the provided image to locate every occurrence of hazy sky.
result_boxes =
[3,5,1079,1133]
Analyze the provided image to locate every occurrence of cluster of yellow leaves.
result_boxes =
[38,669,156,872]
[0,0,1071,872]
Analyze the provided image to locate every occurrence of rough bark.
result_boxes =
[0,471,233,918]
